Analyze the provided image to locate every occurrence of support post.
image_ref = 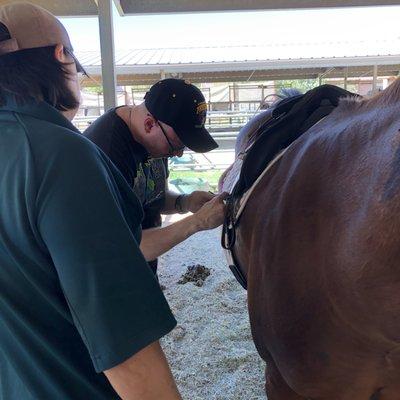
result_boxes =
[344,67,348,90]
[372,65,378,94]
[97,0,117,111]
[233,82,239,112]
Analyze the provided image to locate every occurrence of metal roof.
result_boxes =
[79,39,400,67]
[1,0,399,17]
[77,39,400,84]
[118,0,400,15]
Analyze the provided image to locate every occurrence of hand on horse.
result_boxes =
[192,192,228,231]
[185,190,215,213]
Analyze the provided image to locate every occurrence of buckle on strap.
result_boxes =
[222,221,248,290]
[221,194,237,250]
[221,218,236,250]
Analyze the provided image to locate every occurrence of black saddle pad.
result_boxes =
[233,84,357,196]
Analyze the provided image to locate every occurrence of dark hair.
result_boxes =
[0,22,79,111]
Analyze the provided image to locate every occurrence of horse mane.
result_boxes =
[338,77,400,113]
[238,88,303,153]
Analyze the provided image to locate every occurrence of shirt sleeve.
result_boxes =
[36,135,176,372]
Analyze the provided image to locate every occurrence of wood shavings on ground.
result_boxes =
[159,227,266,400]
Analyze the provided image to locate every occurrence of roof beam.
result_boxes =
[80,66,400,86]
[118,0,400,15]
[113,0,125,15]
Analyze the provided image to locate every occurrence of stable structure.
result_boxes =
[1,0,399,109]
[2,0,399,16]
[77,40,400,86]
[116,0,400,13]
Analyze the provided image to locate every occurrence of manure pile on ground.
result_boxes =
[178,264,211,287]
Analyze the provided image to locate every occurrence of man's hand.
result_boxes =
[184,190,215,213]
[140,193,228,261]
[192,192,228,231]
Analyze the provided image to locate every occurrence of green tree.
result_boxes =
[277,79,319,93]
[83,85,103,95]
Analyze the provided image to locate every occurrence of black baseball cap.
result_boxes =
[144,78,218,152]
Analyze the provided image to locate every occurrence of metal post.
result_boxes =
[233,83,239,112]
[372,65,378,94]
[97,0,117,111]
[124,86,129,105]
[344,67,348,90]
[261,85,265,107]
[131,87,135,105]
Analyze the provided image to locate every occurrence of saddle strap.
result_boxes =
[221,146,290,291]
[235,145,290,224]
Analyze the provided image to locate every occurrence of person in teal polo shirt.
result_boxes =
[0,3,225,399]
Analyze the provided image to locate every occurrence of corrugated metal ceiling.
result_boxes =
[77,38,400,68]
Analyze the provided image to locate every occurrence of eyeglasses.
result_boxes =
[156,120,185,154]
[64,47,87,76]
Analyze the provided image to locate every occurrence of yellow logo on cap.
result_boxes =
[184,80,192,85]
[196,102,207,114]
[195,102,207,128]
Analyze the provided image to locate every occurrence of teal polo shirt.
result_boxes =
[0,99,176,399]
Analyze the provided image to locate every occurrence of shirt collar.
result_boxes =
[113,107,149,163]
[0,97,79,133]
[131,140,149,163]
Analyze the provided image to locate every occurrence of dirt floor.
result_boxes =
[158,226,266,400]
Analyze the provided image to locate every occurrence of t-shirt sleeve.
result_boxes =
[36,136,176,372]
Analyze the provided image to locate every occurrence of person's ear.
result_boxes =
[54,44,65,63]
[143,116,156,133]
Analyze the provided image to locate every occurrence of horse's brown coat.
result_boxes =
[229,80,400,399]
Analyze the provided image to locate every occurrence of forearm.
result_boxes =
[104,341,182,400]
[161,190,183,214]
[140,215,201,261]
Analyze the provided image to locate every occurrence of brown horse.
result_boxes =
[220,80,400,399]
